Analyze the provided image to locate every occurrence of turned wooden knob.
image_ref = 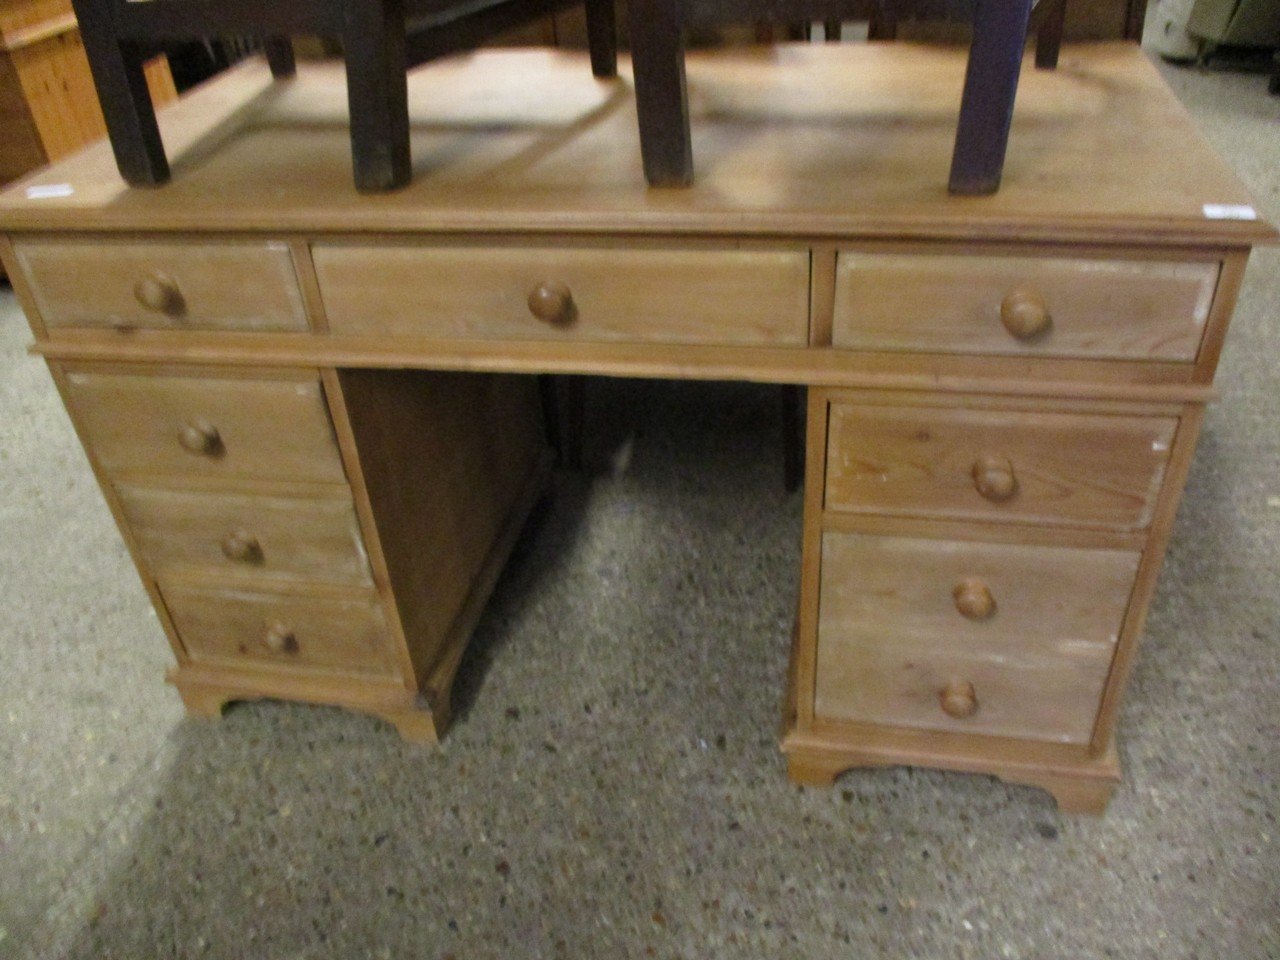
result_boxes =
[177,419,222,456]
[527,281,575,326]
[221,530,262,564]
[999,288,1051,341]
[262,622,297,654]
[133,271,184,315]
[972,454,1017,502]
[940,680,979,719]
[953,578,996,620]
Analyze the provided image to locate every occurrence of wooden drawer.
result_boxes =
[815,532,1140,744]
[162,582,399,678]
[312,244,810,345]
[116,485,372,586]
[62,370,346,484]
[824,401,1177,530]
[13,239,309,332]
[831,252,1219,361]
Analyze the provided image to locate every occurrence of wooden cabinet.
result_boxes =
[0,0,174,184]
[0,43,1272,812]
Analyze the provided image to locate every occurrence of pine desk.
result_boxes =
[2,42,1273,814]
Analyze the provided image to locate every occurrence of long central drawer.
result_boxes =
[312,244,811,344]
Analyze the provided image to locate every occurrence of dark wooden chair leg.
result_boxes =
[628,0,692,187]
[343,0,411,192]
[781,384,803,493]
[264,37,298,77]
[948,0,1034,195]
[1034,0,1067,69]
[72,0,169,186]
[584,0,618,78]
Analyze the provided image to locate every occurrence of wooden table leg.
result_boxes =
[948,0,1034,195]
[72,0,170,186]
[628,0,692,187]
[343,0,412,192]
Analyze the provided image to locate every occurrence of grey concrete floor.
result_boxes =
[1,47,1278,960]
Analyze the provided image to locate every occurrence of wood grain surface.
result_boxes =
[0,44,1271,244]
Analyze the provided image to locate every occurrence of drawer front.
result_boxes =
[117,486,372,585]
[63,371,346,484]
[824,402,1177,530]
[815,532,1140,744]
[14,239,309,332]
[832,252,1218,361]
[313,245,810,345]
[162,583,399,678]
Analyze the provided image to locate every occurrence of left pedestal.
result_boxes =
[46,360,547,743]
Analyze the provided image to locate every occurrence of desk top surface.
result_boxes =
[0,42,1273,244]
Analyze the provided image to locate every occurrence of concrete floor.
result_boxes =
[1,48,1277,960]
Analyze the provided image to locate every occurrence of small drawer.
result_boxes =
[117,486,372,585]
[831,252,1219,361]
[312,244,810,345]
[162,582,399,678]
[62,370,346,484]
[815,532,1140,744]
[824,401,1177,530]
[13,239,309,332]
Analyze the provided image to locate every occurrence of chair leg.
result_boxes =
[1034,0,1067,69]
[948,0,1034,195]
[264,37,297,77]
[72,0,169,186]
[628,0,692,187]
[343,0,411,192]
[584,0,618,78]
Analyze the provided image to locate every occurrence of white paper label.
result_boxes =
[1203,203,1257,221]
[25,183,75,200]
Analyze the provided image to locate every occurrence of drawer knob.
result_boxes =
[972,455,1018,502]
[999,289,1051,341]
[221,530,262,564]
[527,281,575,326]
[953,579,996,620]
[262,622,298,654]
[939,680,979,719]
[177,419,223,457]
[133,271,184,315]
